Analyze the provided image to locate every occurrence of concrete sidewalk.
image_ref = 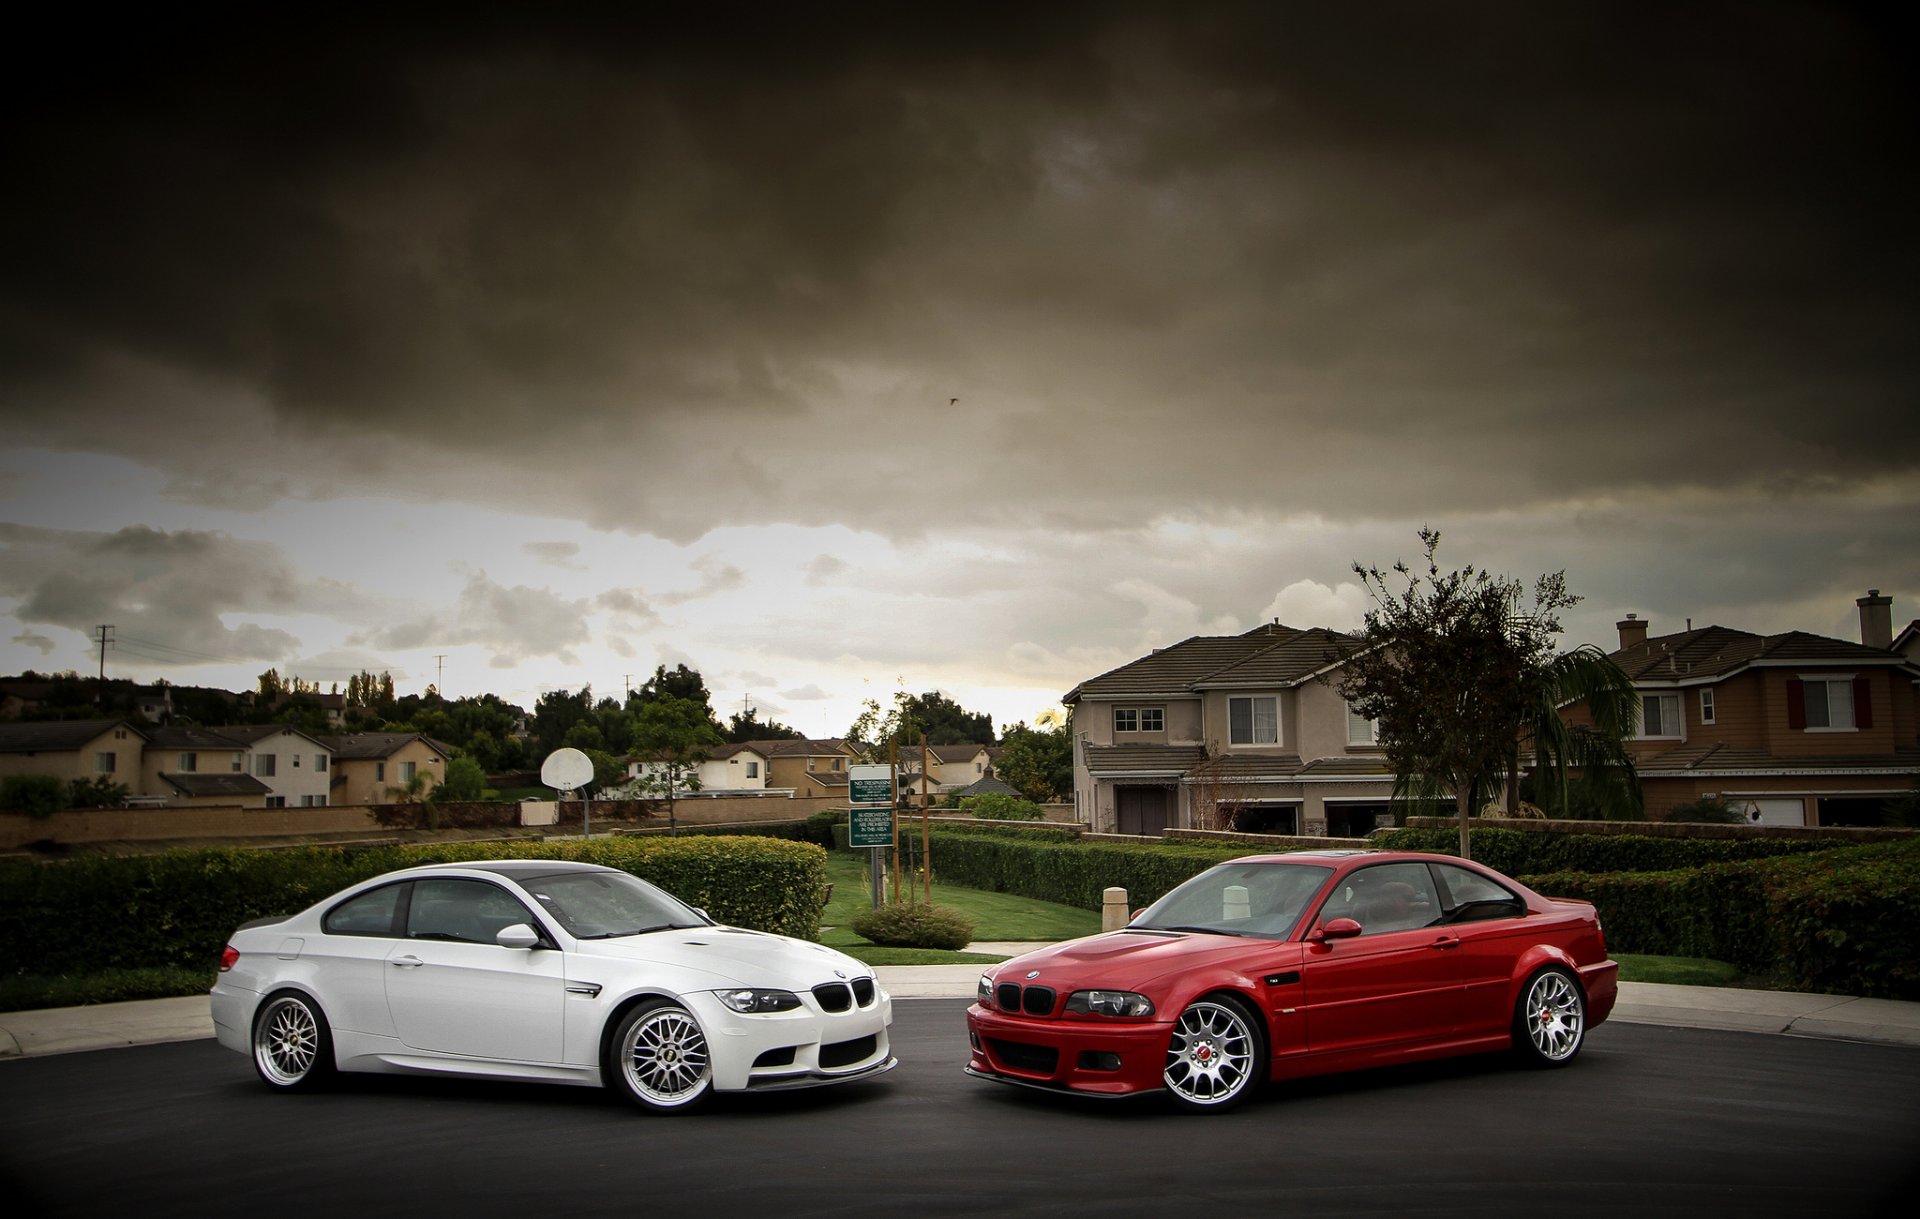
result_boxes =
[4,956,1918,1060]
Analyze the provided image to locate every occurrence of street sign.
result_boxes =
[848,764,894,849]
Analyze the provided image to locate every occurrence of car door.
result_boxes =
[1429,862,1534,1040]
[383,877,566,1063]
[311,880,410,1039]
[1298,862,1462,1057]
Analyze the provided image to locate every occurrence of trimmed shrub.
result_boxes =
[927,830,1249,910]
[849,902,974,950]
[959,793,1044,821]
[0,836,829,977]
[1661,797,1747,824]
[1376,826,1833,875]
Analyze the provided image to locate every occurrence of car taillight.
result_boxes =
[219,945,240,972]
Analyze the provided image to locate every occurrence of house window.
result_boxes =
[1345,702,1381,745]
[1800,677,1856,731]
[831,757,842,771]
[265,796,287,808]
[1228,696,1279,745]
[293,754,301,768]
[1638,694,1683,739]
[400,761,417,782]
[1114,708,1164,733]
[302,795,327,807]
[254,754,277,777]
[747,762,759,779]
[1140,708,1163,731]
[317,755,327,771]
[178,752,198,772]
[376,762,386,782]
[95,752,116,774]
[1114,708,1137,732]
[1699,690,1716,725]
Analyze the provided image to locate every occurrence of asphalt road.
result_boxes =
[1,1000,1916,1218]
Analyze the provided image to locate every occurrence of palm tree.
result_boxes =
[1513,644,1642,819]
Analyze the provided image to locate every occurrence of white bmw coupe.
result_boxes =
[211,859,894,1112]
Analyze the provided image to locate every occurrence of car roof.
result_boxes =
[388,859,619,879]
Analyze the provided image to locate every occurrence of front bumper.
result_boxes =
[683,989,894,1092]
[964,1001,1170,1098]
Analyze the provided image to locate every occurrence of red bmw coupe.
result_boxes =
[965,849,1618,1113]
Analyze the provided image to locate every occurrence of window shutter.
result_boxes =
[1853,676,1873,729]
[1785,679,1806,730]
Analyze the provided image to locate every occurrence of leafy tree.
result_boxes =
[846,689,993,755]
[434,755,492,802]
[630,695,725,835]
[532,686,595,755]
[995,716,1074,803]
[1519,644,1642,820]
[725,705,806,744]
[1338,529,1576,860]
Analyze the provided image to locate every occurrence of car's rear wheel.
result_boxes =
[1163,996,1264,1113]
[609,999,714,1113]
[1513,967,1586,1067]
[252,992,335,1091]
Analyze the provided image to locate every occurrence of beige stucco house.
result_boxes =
[1064,623,1395,837]
[320,732,450,805]
[0,719,150,789]
[216,724,334,807]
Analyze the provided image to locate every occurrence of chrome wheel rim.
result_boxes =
[622,1008,711,1106]
[1525,972,1584,1061]
[1164,1001,1255,1106]
[256,997,319,1085]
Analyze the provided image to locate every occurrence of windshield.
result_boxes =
[1132,861,1333,941]
[520,870,710,939]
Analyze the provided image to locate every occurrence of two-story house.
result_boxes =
[320,732,451,805]
[0,719,150,789]
[743,738,862,796]
[628,742,774,794]
[1570,591,1920,825]
[214,724,333,807]
[142,725,271,807]
[895,743,994,805]
[1064,623,1392,837]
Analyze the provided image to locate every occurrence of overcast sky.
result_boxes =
[2,2,1915,737]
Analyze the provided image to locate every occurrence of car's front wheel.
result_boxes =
[608,999,714,1113]
[252,992,335,1091]
[1513,967,1586,1067]
[1163,996,1265,1113]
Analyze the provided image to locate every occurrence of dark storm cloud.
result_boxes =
[2,2,1914,539]
[355,572,591,666]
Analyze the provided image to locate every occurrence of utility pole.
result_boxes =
[433,654,446,692]
[93,625,114,681]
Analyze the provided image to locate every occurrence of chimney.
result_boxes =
[1857,589,1893,650]
[1616,613,1648,651]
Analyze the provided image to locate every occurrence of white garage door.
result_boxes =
[1744,798,1807,827]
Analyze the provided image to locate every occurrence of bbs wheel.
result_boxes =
[609,999,714,1113]
[1513,967,1586,1067]
[1163,996,1265,1113]
[252,992,335,1091]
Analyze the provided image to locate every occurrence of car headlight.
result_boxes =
[1064,990,1155,1018]
[715,988,802,1014]
[977,974,995,1004]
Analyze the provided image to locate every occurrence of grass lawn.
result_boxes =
[1614,953,1750,987]
[817,850,1100,966]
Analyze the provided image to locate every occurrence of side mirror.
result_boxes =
[1130,908,1146,922]
[496,923,541,950]
[1306,917,1363,944]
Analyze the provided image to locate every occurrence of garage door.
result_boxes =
[1744,798,1806,827]
[1116,787,1171,836]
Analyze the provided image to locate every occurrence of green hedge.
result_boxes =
[0,836,829,978]
[1523,837,1920,999]
[927,831,1249,910]
[1377,826,1834,875]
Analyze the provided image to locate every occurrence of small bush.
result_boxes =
[848,901,975,950]
[1,774,69,819]
[960,792,1044,821]
[67,777,130,810]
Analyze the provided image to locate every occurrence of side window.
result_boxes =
[1318,862,1441,935]
[1433,864,1525,923]
[406,878,536,944]
[324,883,407,936]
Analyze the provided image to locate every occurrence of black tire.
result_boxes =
[1163,995,1266,1113]
[606,998,714,1113]
[1512,967,1586,1067]
[252,992,336,1092]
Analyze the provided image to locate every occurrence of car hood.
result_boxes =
[992,929,1270,992]
[578,926,872,990]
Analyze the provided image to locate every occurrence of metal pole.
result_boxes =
[888,738,900,905]
[921,732,932,903]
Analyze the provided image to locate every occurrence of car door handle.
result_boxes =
[390,955,425,968]
[1429,936,1461,951]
